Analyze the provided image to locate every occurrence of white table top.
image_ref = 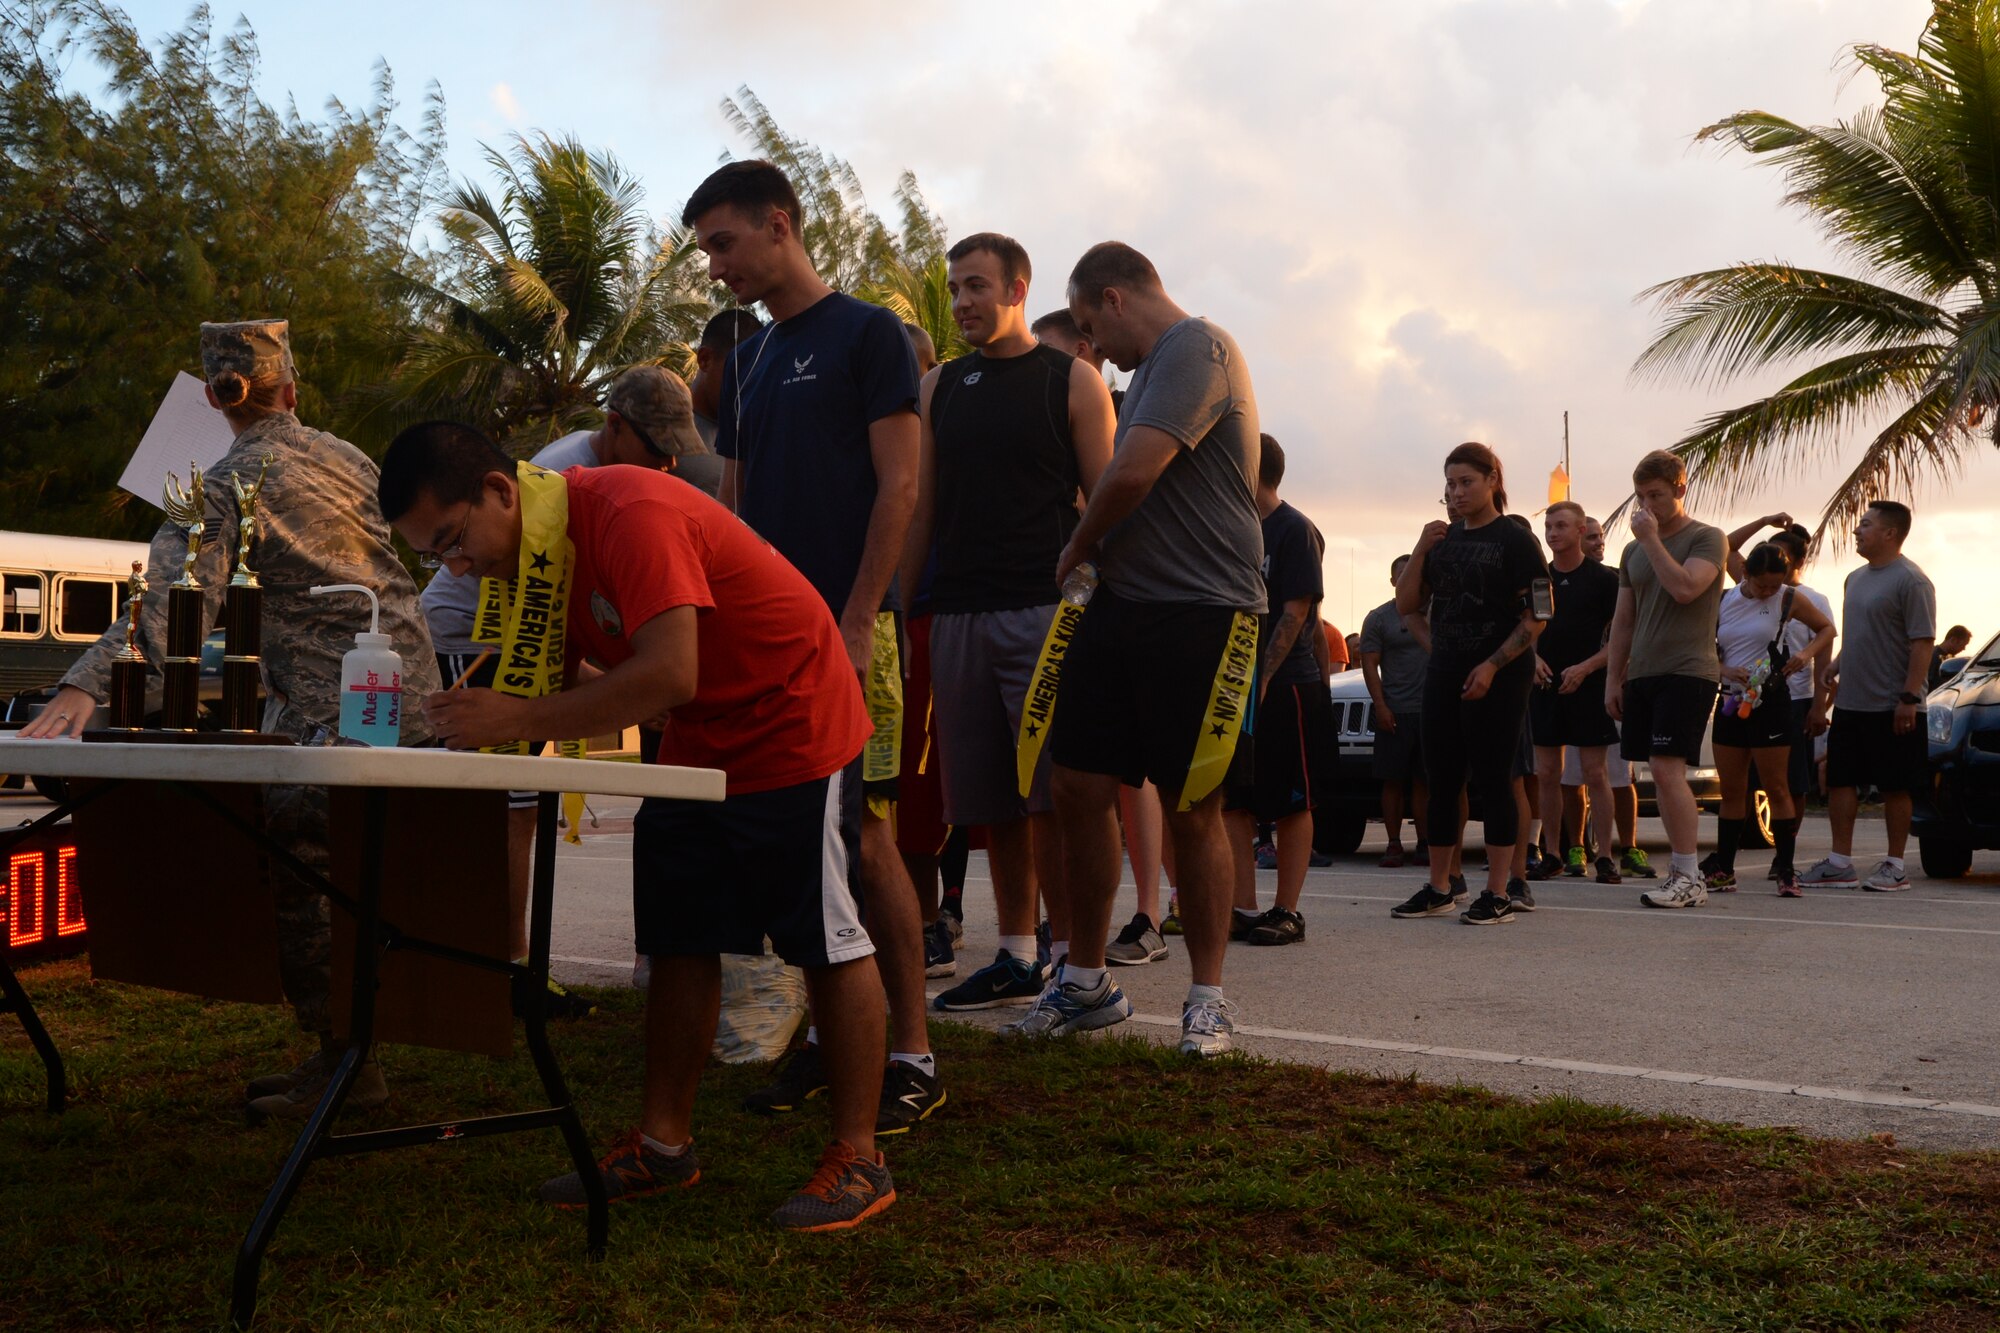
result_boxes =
[0,735,724,801]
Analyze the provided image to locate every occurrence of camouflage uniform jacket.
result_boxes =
[63,411,440,743]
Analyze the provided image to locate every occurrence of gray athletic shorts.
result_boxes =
[931,605,1059,826]
[1561,731,1630,786]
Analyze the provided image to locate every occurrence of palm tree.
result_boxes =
[1631,0,2000,542]
[374,133,714,449]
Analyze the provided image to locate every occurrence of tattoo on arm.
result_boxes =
[1263,608,1305,686]
[1485,618,1537,671]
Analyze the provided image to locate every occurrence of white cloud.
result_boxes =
[489,81,520,123]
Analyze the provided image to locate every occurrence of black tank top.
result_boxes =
[928,343,1081,614]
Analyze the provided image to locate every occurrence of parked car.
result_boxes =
[1916,629,2000,878]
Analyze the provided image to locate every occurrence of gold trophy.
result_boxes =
[107,561,149,729]
[220,458,270,731]
[160,463,208,731]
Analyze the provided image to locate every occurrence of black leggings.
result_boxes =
[1422,653,1535,848]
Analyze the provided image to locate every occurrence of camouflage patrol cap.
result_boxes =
[199,319,295,383]
[604,365,708,458]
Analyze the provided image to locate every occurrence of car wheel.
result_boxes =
[1918,832,1975,880]
[30,775,69,803]
[1740,789,1774,848]
[1313,806,1367,857]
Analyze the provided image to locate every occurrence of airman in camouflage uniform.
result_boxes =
[46,319,439,1116]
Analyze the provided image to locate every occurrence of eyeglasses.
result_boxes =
[419,505,472,571]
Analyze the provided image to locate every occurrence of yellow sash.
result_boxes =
[1015,600,1087,797]
[1178,612,1260,810]
[862,610,902,782]
[474,463,588,839]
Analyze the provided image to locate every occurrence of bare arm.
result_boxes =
[1604,586,1635,720]
[1056,425,1183,582]
[895,367,944,617]
[839,409,920,674]
[1485,608,1545,672]
[1723,512,1791,583]
[1637,529,1721,605]
[1260,595,1312,695]
[1067,358,1116,498]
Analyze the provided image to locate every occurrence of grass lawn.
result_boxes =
[3,958,1998,1331]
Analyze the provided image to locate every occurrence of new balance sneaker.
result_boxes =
[1105,913,1169,966]
[246,1053,387,1122]
[1799,858,1860,890]
[1620,847,1657,879]
[1863,861,1912,893]
[540,1130,699,1208]
[1001,974,1132,1039]
[1640,870,1708,909]
[1594,855,1623,884]
[1776,870,1803,897]
[875,1061,946,1136]
[742,1042,828,1115]
[923,918,956,978]
[1391,885,1459,918]
[1507,877,1536,912]
[1179,995,1238,1057]
[1161,892,1183,935]
[1246,906,1305,945]
[932,952,1045,1011]
[770,1140,895,1232]
[1459,889,1516,925]
[1564,846,1588,877]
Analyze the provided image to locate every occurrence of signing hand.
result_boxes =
[18,685,96,738]
[1462,661,1496,701]
[423,687,526,751]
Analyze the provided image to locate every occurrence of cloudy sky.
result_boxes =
[118,0,1997,639]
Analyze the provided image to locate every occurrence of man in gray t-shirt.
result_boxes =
[1359,555,1432,864]
[1030,241,1263,1059]
[1802,500,1938,892]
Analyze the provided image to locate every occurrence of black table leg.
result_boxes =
[522,791,608,1257]
[0,955,64,1113]
[230,788,389,1330]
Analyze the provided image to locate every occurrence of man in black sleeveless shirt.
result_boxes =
[900,233,1116,1013]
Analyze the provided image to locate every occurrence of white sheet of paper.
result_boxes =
[118,372,235,511]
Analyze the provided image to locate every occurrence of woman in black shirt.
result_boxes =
[1392,442,1549,924]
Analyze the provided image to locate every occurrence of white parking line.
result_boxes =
[1295,890,2000,937]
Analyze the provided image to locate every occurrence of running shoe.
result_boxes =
[1776,870,1803,897]
[1620,847,1657,879]
[1246,906,1305,945]
[923,918,956,978]
[1863,861,1912,893]
[1378,845,1408,869]
[742,1042,828,1115]
[1179,994,1238,1057]
[540,1130,699,1208]
[1105,913,1169,965]
[770,1140,895,1232]
[1525,851,1558,882]
[1564,846,1588,877]
[1459,889,1516,925]
[1799,858,1860,890]
[1161,892,1183,935]
[875,1061,946,1136]
[1594,855,1622,885]
[1449,873,1469,901]
[1640,870,1708,909]
[940,892,965,944]
[1702,867,1739,893]
[932,952,1045,1010]
[540,977,597,1020]
[1391,885,1459,918]
[1507,877,1536,912]
[1229,908,1266,941]
[1002,974,1132,1039]
[1308,849,1334,868]
[1253,842,1278,870]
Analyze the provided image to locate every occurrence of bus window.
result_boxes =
[2,572,45,637]
[55,577,119,640]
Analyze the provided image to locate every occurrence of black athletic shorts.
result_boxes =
[1620,674,1716,765]
[1371,712,1425,782]
[631,755,873,968]
[1712,690,1796,750]
[1529,671,1621,748]
[1227,679,1334,821]
[1050,586,1256,797]
[1825,707,1929,796]
[1787,697,1814,798]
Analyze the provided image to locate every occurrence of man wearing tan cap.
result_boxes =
[22,317,440,1120]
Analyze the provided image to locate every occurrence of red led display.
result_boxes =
[1,840,87,958]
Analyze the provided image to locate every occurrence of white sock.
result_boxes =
[1187,983,1225,1006]
[640,1132,689,1156]
[1063,963,1108,993]
[1233,906,1262,919]
[1050,940,1071,969]
[1670,852,1698,878]
[998,934,1037,961]
[1827,852,1853,869]
[805,1026,819,1047]
[1884,856,1905,875]
[890,1051,935,1076]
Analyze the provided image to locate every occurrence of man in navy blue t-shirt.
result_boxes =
[684,159,939,1140]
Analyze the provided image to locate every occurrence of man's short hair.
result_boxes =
[947,232,1031,288]
[1947,623,1971,640]
[1257,433,1286,490]
[681,159,804,234]
[1031,308,1084,342]
[699,308,764,351]
[1632,449,1686,490]
[1068,241,1162,308]
[1547,500,1585,522]
[1391,554,1411,578]
[1866,498,1913,538]
[379,420,516,522]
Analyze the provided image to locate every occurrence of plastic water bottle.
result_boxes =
[1061,561,1099,607]
[309,583,402,747]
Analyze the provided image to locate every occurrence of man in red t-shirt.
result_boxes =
[379,420,894,1233]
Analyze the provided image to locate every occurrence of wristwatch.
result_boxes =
[1897,691,1922,706]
